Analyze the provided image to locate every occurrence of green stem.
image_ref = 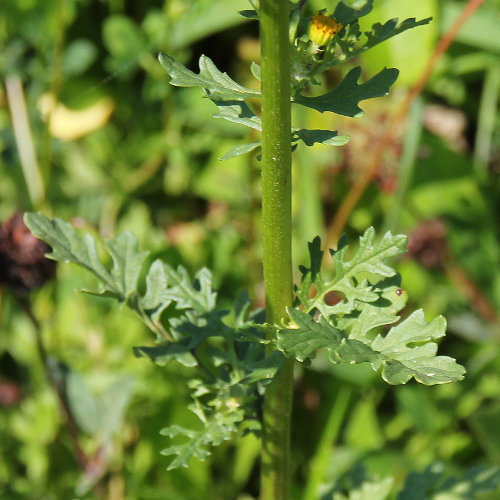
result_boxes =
[259,1,294,499]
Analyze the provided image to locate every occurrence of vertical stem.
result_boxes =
[260,1,294,499]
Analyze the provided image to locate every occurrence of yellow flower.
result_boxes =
[308,13,343,47]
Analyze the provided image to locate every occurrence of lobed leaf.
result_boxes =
[299,228,407,317]
[158,52,260,101]
[280,229,466,385]
[293,66,399,117]
[160,407,244,470]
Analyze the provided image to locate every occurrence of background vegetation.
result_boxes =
[1,0,500,498]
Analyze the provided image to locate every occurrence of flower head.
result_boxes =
[308,12,343,47]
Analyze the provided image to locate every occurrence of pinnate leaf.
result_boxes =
[279,229,465,385]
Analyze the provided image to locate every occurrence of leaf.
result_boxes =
[281,229,466,385]
[277,309,342,362]
[292,128,350,147]
[241,350,285,384]
[364,17,432,50]
[160,408,244,470]
[333,0,374,26]
[299,228,407,317]
[396,462,500,500]
[212,100,262,131]
[66,371,101,435]
[133,342,198,368]
[24,213,119,297]
[323,16,432,70]
[141,259,172,321]
[106,232,149,303]
[220,142,261,161]
[158,52,260,101]
[239,9,258,19]
[336,311,466,385]
[97,376,135,441]
[293,66,399,117]
[434,466,500,499]
[397,463,445,500]
[162,266,217,314]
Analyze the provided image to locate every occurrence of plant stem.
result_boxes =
[260,1,294,499]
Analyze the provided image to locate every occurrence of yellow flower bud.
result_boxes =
[308,13,343,47]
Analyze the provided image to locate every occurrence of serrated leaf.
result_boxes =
[293,66,399,117]
[158,52,260,100]
[293,128,350,147]
[160,409,243,470]
[212,100,262,131]
[24,213,120,297]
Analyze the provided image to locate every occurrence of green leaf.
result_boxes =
[299,228,407,317]
[160,407,244,470]
[66,371,101,436]
[277,309,342,362]
[336,310,465,385]
[212,100,262,131]
[293,66,399,117]
[106,232,149,303]
[333,0,374,26]
[25,213,147,305]
[397,462,500,500]
[280,229,466,385]
[333,17,432,66]
[24,212,119,296]
[158,52,260,100]
[133,342,198,368]
[162,265,217,314]
[141,259,172,320]
[220,142,261,161]
[364,17,433,50]
[239,9,258,19]
[292,128,350,147]
[241,350,284,384]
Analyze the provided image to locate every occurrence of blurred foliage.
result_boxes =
[1,0,500,499]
